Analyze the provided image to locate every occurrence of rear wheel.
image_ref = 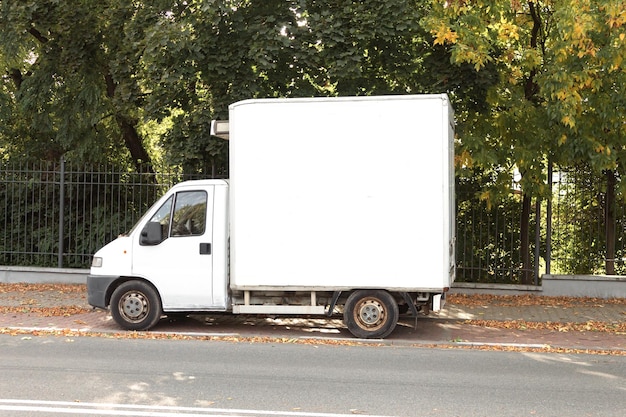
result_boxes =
[343,290,399,339]
[110,281,162,331]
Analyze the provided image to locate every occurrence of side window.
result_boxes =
[148,195,174,239]
[171,191,207,237]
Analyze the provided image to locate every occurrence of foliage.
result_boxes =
[136,0,447,174]
[423,0,626,199]
[0,0,496,174]
[0,1,148,167]
[423,0,626,279]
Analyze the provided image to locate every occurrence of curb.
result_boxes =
[3,324,626,355]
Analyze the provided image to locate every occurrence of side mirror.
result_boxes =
[140,222,164,245]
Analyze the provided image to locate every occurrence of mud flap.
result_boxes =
[432,293,445,312]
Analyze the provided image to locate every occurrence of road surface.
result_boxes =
[0,334,624,416]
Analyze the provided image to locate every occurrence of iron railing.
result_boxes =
[0,159,210,268]
[1,159,624,282]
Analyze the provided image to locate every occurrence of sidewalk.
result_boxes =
[1,284,624,353]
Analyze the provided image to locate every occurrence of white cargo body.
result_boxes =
[229,95,455,291]
[87,94,456,339]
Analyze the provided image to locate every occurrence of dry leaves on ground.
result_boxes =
[462,319,626,333]
[0,327,382,347]
[0,306,91,316]
[0,283,86,294]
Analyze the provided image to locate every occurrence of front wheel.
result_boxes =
[343,290,399,339]
[110,281,162,331]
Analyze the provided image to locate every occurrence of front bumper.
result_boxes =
[86,275,120,309]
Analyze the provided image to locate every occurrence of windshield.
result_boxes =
[125,195,173,236]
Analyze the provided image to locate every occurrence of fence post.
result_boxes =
[546,161,553,275]
[58,157,65,268]
[534,200,540,285]
[605,170,616,275]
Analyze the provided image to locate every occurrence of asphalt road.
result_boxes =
[0,334,625,417]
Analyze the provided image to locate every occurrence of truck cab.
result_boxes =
[88,180,229,330]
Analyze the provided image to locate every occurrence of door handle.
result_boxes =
[199,243,211,255]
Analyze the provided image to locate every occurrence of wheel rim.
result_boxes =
[118,291,149,323]
[354,298,386,331]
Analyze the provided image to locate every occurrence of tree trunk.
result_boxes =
[520,193,533,285]
[605,170,616,275]
[104,71,154,174]
[518,3,542,285]
[115,115,154,174]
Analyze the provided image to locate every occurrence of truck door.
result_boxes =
[132,187,217,310]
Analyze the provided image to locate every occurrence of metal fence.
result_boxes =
[1,160,624,282]
[0,159,210,268]
[455,164,626,283]
[550,166,626,275]
[455,189,541,285]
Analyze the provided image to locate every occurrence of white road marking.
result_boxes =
[0,399,395,417]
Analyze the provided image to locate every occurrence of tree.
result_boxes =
[137,0,448,174]
[135,0,311,175]
[5,0,552,278]
[0,1,154,169]
[423,0,626,277]
[2,0,491,173]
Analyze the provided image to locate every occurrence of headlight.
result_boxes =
[91,257,103,268]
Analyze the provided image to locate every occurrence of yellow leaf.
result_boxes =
[572,22,584,39]
[456,150,473,168]
[433,25,458,45]
[498,19,519,41]
[561,116,575,128]
[479,191,493,210]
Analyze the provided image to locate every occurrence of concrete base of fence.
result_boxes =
[451,282,542,296]
[542,274,626,299]
[0,266,88,285]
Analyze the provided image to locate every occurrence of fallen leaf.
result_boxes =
[461,319,626,333]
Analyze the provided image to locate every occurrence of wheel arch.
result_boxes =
[105,276,162,309]
[341,288,405,305]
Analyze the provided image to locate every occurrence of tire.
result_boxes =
[110,281,162,331]
[343,290,399,339]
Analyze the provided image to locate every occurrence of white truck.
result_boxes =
[87,94,455,339]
